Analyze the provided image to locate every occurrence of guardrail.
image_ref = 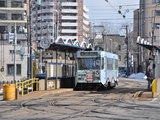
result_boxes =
[0,78,39,97]
[16,78,39,96]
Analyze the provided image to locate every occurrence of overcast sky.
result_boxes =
[84,0,139,31]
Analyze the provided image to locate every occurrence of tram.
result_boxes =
[75,51,119,90]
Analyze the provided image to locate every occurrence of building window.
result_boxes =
[153,0,160,3]
[153,36,160,42]
[118,45,121,50]
[9,50,21,54]
[11,26,24,33]
[12,14,23,20]
[17,64,21,75]
[0,13,7,20]
[7,64,21,76]
[155,10,160,16]
[119,56,121,61]
[0,26,7,33]
[11,1,23,8]
[0,1,6,7]
[153,23,160,29]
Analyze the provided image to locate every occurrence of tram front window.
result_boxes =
[78,58,101,70]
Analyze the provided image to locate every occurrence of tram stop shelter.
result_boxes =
[40,42,85,90]
[138,44,160,96]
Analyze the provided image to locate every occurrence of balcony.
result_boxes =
[41,2,54,6]
[61,9,78,13]
[61,23,78,26]
[61,2,78,6]
[61,29,78,33]
[0,19,27,23]
[62,16,78,20]
[31,11,36,16]
[38,15,54,20]
[83,5,89,12]
[83,13,89,19]
[37,9,54,14]
[42,15,54,20]
[36,28,54,34]
[83,25,89,32]
[58,36,78,40]
[0,4,27,11]
[1,33,27,40]
[83,20,89,25]
[41,9,54,13]
[37,22,54,27]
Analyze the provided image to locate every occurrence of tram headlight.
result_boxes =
[94,71,100,80]
[95,71,100,77]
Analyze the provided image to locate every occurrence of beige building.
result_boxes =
[133,0,160,73]
[94,32,126,67]
[139,0,160,46]
[0,0,29,81]
[31,0,90,48]
[104,34,126,67]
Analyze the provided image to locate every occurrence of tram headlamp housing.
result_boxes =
[95,71,100,77]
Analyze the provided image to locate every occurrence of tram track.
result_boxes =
[0,78,153,120]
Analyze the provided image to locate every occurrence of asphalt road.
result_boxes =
[0,78,160,120]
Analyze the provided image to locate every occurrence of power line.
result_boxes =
[89,16,155,21]
[86,2,160,7]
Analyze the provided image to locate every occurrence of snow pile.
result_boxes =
[128,73,147,79]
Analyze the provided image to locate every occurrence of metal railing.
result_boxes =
[0,78,39,97]
[16,78,39,96]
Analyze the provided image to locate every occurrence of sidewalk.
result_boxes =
[18,89,73,100]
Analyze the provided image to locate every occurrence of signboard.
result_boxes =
[80,52,99,57]
[40,39,50,49]
[8,32,14,43]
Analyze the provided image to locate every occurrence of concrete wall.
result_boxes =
[0,0,28,82]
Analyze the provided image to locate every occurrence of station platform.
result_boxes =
[18,89,73,100]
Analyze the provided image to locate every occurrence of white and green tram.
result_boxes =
[75,51,119,90]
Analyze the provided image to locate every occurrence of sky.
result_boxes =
[84,0,139,33]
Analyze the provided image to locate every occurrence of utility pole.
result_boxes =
[125,25,129,76]
[27,1,31,79]
[14,23,17,82]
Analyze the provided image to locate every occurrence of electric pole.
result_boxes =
[125,25,129,76]
[14,23,17,82]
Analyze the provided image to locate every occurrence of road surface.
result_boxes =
[0,78,160,120]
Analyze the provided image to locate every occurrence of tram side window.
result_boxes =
[101,57,104,69]
[115,60,118,70]
[107,58,113,70]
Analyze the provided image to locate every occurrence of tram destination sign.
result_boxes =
[80,52,99,57]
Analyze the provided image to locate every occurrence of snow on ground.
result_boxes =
[128,73,147,79]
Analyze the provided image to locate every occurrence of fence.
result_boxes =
[0,78,39,97]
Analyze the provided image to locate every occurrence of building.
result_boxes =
[133,0,160,73]
[0,0,29,81]
[93,30,126,68]
[139,0,160,46]
[103,34,126,68]
[31,0,90,48]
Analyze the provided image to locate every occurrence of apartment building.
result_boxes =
[139,0,160,46]
[0,0,29,81]
[31,0,90,48]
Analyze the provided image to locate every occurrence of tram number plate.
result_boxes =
[86,73,93,83]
